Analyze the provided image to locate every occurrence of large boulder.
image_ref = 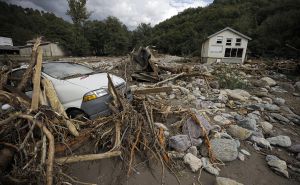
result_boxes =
[261,77,277,86]
[215,177,243,185]
[267,135,292,147]
[210,139,238,162]
[184,153,202,172]
[169,135,191,152]
[227,125,252,140]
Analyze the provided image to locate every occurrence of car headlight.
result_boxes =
[83,89,107,102]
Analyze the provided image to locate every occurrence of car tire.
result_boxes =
[67,109,88,120]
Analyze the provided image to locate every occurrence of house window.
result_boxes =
[216,36,223,44]
[226,38,232,46]
[224,48,243,58]
[236,38,241,46]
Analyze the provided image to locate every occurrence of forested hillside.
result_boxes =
[149,0,300,57]
[0,0,299,58]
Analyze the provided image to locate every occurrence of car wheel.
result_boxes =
[67,109,88,120]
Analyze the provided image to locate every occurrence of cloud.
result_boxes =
[4,0,212,29]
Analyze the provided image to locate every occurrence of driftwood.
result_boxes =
[152,72,185,87]
[55,151,121,164]
[17,37,41,91]
[18,114,54,185]
[42,79,79,137]
[133,86,172,95]
[31,47,43,111]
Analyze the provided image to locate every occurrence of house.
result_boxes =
[19,39,65,57]
[201,27,251,64]
[0,36,19,55]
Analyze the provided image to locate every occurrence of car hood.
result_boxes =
[65,73,125,91]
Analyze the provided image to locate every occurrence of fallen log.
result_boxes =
[42,79,79,137]
[31,46,43,111]
[55,151,121,164]
[133,86,172,95]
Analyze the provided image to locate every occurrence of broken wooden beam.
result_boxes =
[31,46,43,111]
[55,151,121,164]
[133,86,172,95]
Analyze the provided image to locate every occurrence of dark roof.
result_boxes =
[207,27,252,40]
[0,45,20,51]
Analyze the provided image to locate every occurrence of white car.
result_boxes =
[7,62,132,119]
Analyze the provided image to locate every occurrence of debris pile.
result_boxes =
[0,44,300,185]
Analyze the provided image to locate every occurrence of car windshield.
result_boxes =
[42,62,94,79]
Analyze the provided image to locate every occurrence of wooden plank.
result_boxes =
[134,86,172,95]
[31,46,43,110]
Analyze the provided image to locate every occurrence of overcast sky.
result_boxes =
[3,0,212,29]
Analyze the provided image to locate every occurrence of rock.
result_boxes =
[209,81,220,89]
[295,81,300,92]
[270,113,289,124]
[169,135,191,152]
[225,89,251,101]
[191,138,203,147]
[169,94,176,99]
[297,153,300,160]
[184,153,202,172]
[274,98,285,106]
[211,139,238,162]
[253,79,268,87]
[238,152,245,161]
[237,117,257,131]
[260,121,273,134]
[278,82,295,92]
[168,151,185,159]
[262,104,280,111]
[267,135,292,147]
[218,90,228,103]
[261,77,277,86]
[240,149,250,156]
[154,122,168,131]
[227,125,252,140]
[215,177,243,185]
[252,129,264,138]
[288,144,300,153]
[266,155,289,178]
[214,115,231,126]
[187,94,196,101]
[251,136,272,149]
[187,146,198,157]
[183,113,213,138]
[201,157,220,176]
[247,112,260,121]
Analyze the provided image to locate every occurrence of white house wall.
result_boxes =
[206,30,248,63]
[20,43,65,57]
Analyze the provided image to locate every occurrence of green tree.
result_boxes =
[66,0,91,26]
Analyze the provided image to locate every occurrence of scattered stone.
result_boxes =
[215,177,244,185]
[240,149,250,156]
[211,139,238,162]
[293,93,300,97]
[260,121,273,134]
[270,113,289,124]
[262,104,280,111]
[238,152,245,161]
[295,81,300,92]
[201,157,220,176]
[191,138,203,147]
[227,125,252,140]
[278,82,295,92]
[251,136,272,149]
[209,81,220,89]
[267,135,292,147]
[266,155,289,178]
[154,122,168,131]
[274,98,285,106]
[169,94,176,99]
[167,151,185,159]
[237,117,257,131]
[213,115,231,126]
[169,135,191,152]
[297,153,300,160]
[225,89,251,101]
[288,144,300,153]
[183,113,213,138]
[261,77,277,86]
[183,153,202,172]
[187,146,198,157]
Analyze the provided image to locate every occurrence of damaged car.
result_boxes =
[6,62,132,119]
